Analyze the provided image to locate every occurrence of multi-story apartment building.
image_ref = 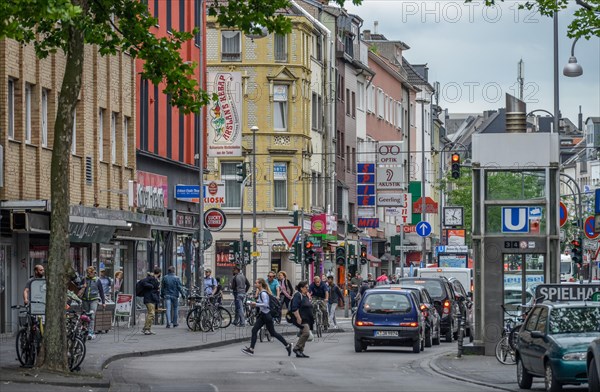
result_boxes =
[0,39,136,331]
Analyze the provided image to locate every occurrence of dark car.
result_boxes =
[353,288,425,353]
[448,277,474,341]
[587,337,600,392]
[398,277,460,342]
[515,301,600,392]
[380,284,441,347]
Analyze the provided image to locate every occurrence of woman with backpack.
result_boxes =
[277,270,293,310]
[241,278,292,357]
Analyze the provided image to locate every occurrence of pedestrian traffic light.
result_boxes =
[360,245,367,265]
[236,162,247,183]
[289,242,301,264]
[243,240,251,256]
[336,246,346,265]
[288,210,299,225]
[571,238,583,266]
[229,241,240,258]
[304,240,315,265]
[451,153,461,179]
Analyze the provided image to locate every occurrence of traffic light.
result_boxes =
[236,162,247,183]
[451,153,461,179]
[243,240,251,256]
[289,242,301,264]
[229,241,240,257]
[360,245,367,265]
[288,210,299,225]
[336,246,346,266]
[571,238,583,266]
[304,240,315,265]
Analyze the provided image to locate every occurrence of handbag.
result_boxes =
[307,331,314,342]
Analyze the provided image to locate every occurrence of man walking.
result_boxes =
[232,265,247,327]
[349,273,362,308]
[23,264,45,305]
[140,268,161,335]
[161,266,185,328]
[326,276,344,329]
[79,266,106,339]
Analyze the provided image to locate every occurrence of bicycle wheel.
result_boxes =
[16,329,35,367]
[186,308,202,331]
[67,336,86,371]
[246,308,256,326]
[200,308,214,332]
[217,307,232,329]
[316,312,323,338]
[495,336,516,365]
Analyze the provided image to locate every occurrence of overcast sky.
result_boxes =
[344,0,599,124]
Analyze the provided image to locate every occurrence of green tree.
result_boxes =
[0,0,362,373]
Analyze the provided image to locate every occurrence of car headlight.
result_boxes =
[562,352,586,361]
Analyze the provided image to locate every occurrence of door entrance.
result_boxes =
[502,253,545,319]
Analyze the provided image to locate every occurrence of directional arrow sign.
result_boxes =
[416,221,432,237]
[277,226,301,248]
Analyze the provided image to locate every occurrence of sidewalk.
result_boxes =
[0,307,348,388]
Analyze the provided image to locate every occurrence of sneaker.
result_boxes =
[166,324,171,328]
[286,343,292,356]
[241,347,254,356]
[87,333,95,340]
[173,324,178,328]
[144,330,155,335]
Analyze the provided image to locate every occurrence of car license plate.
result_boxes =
[374,330,398,337]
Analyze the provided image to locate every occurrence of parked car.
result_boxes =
[448,277,474,341]
[398,277,460,342]
[379,284,441,347]
[588,338,600,392]
[353,287,425,353]
[515,301,600,392]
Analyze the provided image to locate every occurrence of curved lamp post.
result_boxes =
[563,37,583,77]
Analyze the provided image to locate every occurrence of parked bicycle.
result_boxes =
[495,305,525,365]
[12,302,44,368]
[186,294,231,332]
[65,306,91,371]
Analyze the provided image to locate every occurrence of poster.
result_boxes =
[207,72,243,157]
[114,294,133,317]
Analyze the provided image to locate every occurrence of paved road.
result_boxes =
[107,331,500,392]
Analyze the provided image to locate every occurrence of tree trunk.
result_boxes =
[40,11,85,372]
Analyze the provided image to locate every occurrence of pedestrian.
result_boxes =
[277,270,293,311]
[376,272,389,286]
[78,266,106,339]
[366,273,376,288]
[139,268,161,335]
[161,266,186,328]
[113,270,123,300]
[267,271,280,298]
[231,265,248,327]
[23,264,45,305]
[98,268,112,302]
[326,276,344,329]
[349,273,362,307]
[204,267,218,298]
[289,281,313,358]
[241,278,293,357]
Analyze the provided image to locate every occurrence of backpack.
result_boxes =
[261,290,281,318]
[136,280,145,297]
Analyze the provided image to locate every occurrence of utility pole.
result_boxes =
[251,126,258,283]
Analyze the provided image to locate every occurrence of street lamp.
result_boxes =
[416,96,430,268]
[251,125,259,283]
[563,37,583,77]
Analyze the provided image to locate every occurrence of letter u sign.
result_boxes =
[501,207,529,233]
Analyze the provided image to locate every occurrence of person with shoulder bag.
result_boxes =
[241,278,292,357]
[289,281,313,358]
[79,266,106,340]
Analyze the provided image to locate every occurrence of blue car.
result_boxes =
[353,288,425,353]
[515,301,600,392]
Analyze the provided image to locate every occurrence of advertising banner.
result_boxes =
[207,72,242,157]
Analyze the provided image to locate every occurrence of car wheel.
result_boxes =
[545,361,562,392]
[516,356,533,389]
[412,337,421,354]
[425,326,433,348]
[589,357,599,392]
[354,338,366,353]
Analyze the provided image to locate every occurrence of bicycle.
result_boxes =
[186,295,232,332]
[495,305,523,365]
[65,307,91,371]
[12,303,44,368]
[311,299,326,338]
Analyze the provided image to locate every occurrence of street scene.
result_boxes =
[0,0,599,391]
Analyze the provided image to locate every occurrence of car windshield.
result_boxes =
[401,280,444,300]
[548,307,600,334]
[363,293,412,314]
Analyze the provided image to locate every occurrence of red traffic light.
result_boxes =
[305,241,313,249]
[571,239,580,247]
[451,153,460,163]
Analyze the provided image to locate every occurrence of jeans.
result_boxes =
[234,293,246,326]
[327,302,338,326]
[250,312,287,349]
[350,290,357,307]
[82,299,99,334]
[144,303,156,331]
[164,296,179,326]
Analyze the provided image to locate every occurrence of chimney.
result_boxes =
[374,21,379,34]
[578,105,582,131]
[505,93,527,133]
[363,29,371,41]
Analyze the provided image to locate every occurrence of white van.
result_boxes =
[560,254,574,282]
[418,267,473,293]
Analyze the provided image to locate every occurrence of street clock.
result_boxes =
[443,206,464,227]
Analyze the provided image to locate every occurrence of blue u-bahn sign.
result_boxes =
[501,207,529,233]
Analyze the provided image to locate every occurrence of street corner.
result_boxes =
[0,365,109,388]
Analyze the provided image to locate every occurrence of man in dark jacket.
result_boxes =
[161,266,185,328]
[141,268,161,335]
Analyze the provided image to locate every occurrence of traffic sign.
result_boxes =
[584,216,599,240]
[559,202,567,227]
[277,226,301,248]
[501,207,529,233]
[416,221,432,237]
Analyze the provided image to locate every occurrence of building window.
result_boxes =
[315,36,322,61]
[274,34,287,62]
[8,79,15,140]
[41,89,48,147]
[123,117,129,166]
[357,82,364,111]
[312,93,322,131]
[274,162,287,209]
[346,146,350,171]
[71,109,77,155]
[111,112,117,163]
[346,88,350,115]
[221,162,241,208]
[166,0,172,32]
[98,108,104,161]
[377,88,384,118]
[352,91,356,118]
[153,0,159,19]
[352,148,356,173]
[25,83,32,143]
[194,0,201,46]
[273,84,288,131]
[367,85,375,113]
[221,31,241,61]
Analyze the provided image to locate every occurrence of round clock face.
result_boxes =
[444,208,462,226]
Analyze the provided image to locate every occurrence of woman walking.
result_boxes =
[278,271,293,311]
[241,278,292,357]
[289,281,313,358]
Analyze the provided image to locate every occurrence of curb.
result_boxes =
[427,353,516,392]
